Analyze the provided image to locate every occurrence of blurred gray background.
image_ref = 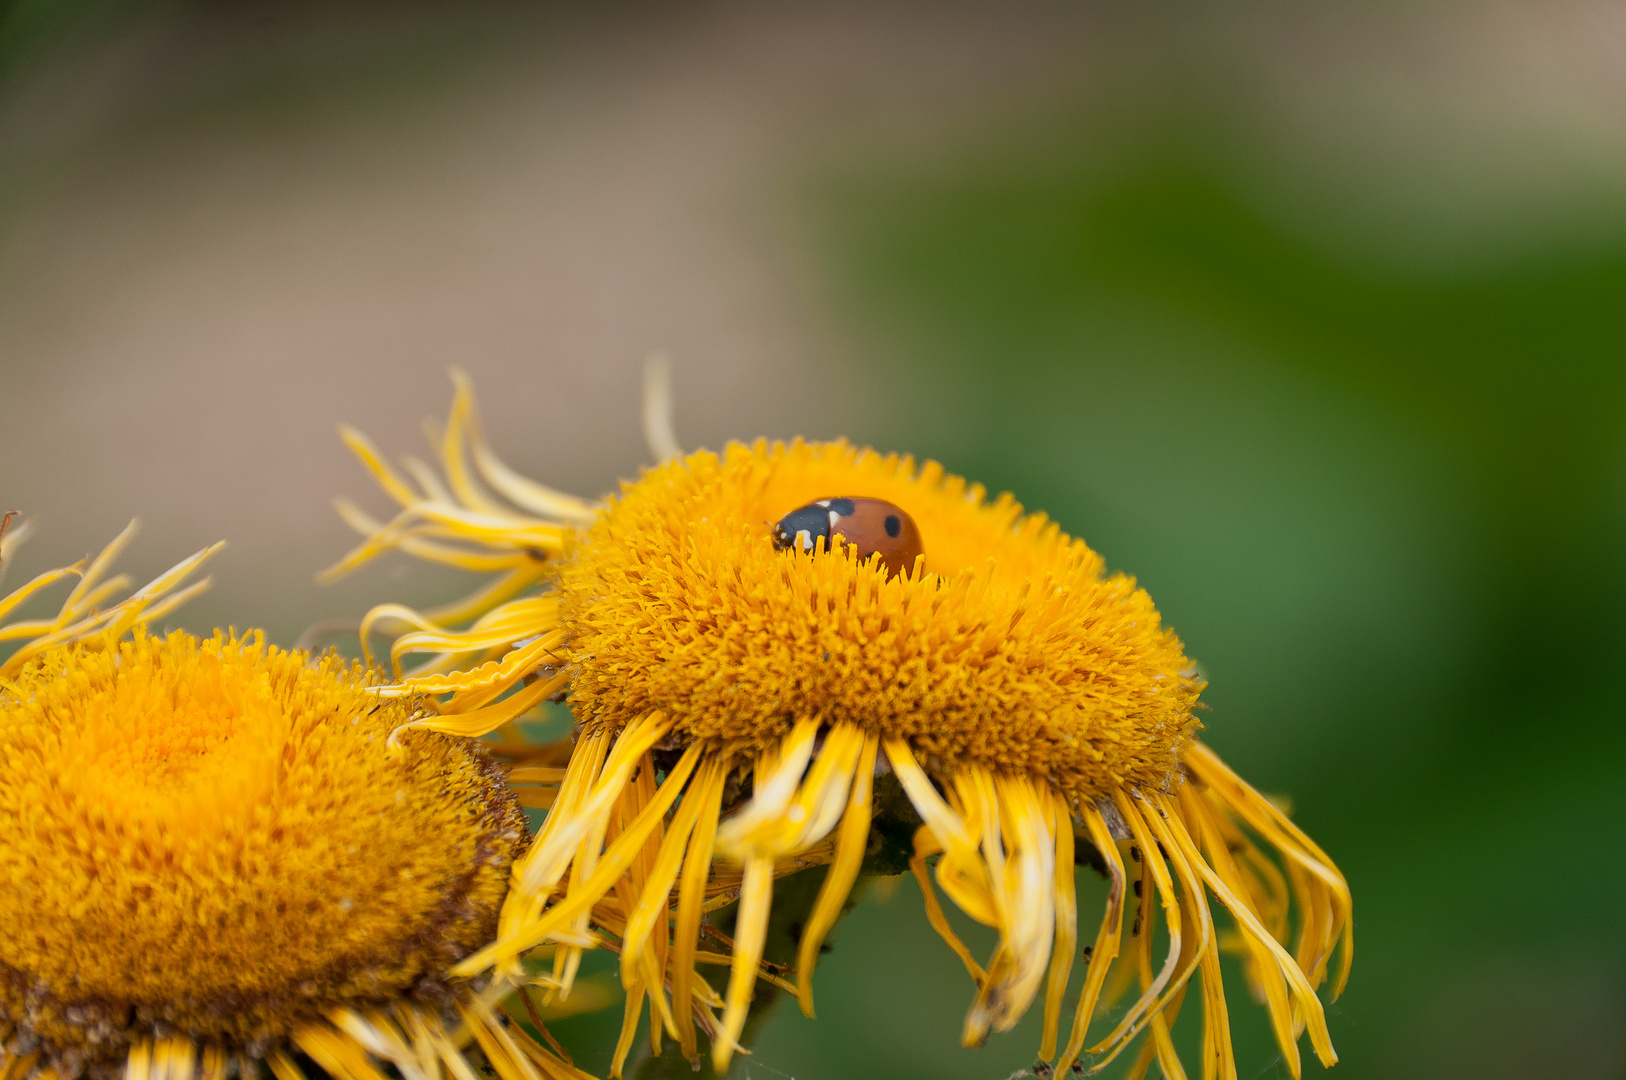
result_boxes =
[4,2,1626,1077]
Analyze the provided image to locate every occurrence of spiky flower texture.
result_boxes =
[0,522,587,1080]
[327,374,1353,1079]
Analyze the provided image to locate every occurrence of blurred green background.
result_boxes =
[4,2,1625,1078]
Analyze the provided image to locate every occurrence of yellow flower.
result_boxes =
[326,373,1353,1079]
[0,520,588,1080]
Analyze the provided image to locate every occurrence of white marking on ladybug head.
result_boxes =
[815,499,831,507]
[828,511,842,529]
[796,529,814,552]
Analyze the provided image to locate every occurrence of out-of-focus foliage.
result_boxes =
[0,0,149,82]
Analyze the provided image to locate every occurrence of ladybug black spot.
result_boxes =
[821,497,856,516]
[884,514,901,538]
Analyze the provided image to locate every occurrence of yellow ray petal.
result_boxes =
[1082,791,1188,1069]
[1157,791,1337,1070]
[712,856,773,1073]
[909,825,986,985]
[60,519,138,621]
[450,369,601,525]
[458,728,690,974]
[671,754,729,1062]
[0,565,83,625]
[1039,790,1077,1062]
[339,424,425,509]
[390,669,569,742]
[1054,801,1128,1076]
[793,731,878,1017]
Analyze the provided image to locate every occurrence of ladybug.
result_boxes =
[771,497,924,579]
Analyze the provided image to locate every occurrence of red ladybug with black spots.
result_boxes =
[771,497,923,579]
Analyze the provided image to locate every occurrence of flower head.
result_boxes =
[328,374,1353,1079]
[0,523,585,1080]
[559,438,1201,796]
